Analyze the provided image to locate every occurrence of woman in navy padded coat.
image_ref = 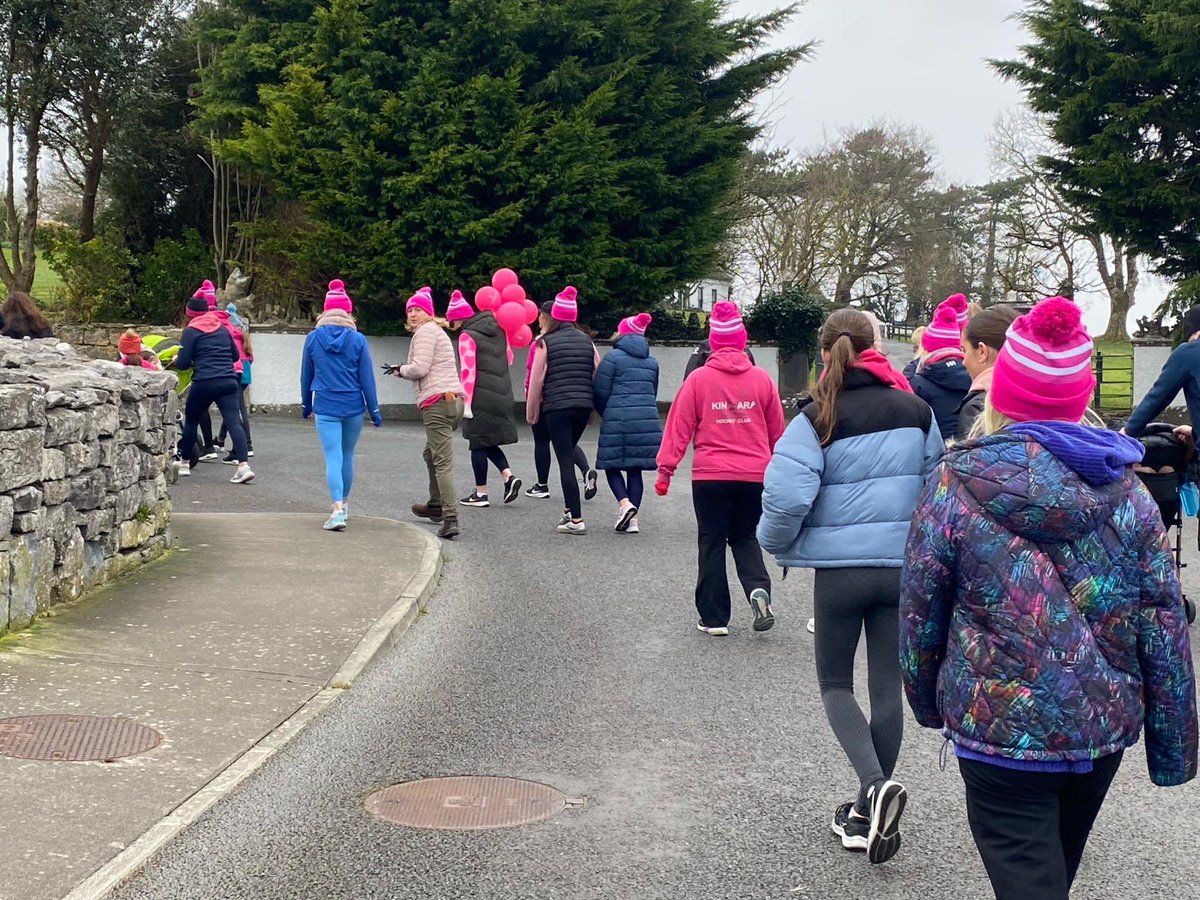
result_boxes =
[593,313,662,533]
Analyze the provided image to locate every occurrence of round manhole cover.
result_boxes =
[365,776,569,831]
[0,715,162,762]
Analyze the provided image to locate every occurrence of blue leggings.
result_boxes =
[315,414,364,503]
[606,469,644,509]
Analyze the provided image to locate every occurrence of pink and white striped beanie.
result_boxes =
[990,297,1095,423]
[552,286,578,322]
[921,304,962,353]
[709,301,747,351]
[618,312,652,336]
[194,279,217,309]
[943,293,970,326]
[324,279,353,313]
[446,289,474,322]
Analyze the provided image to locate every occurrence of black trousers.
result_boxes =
[544,408,591,518]
[179,378,248,464]
[217,382,252,449]
[960,751,1123,900]
[692,480,770,627]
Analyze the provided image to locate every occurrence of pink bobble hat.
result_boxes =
[921,304,963,353]
[552,286,579,322]
[324,279,353,313]
[990,296,1095,423]
[446,290,474,322]
[709,301,747,351]
[618,312,652,336]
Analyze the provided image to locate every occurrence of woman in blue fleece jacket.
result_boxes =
[300,281,382,532]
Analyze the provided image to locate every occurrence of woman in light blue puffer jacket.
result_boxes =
[757,308,943,865]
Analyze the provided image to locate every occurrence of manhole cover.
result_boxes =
[0,715,162,761]
[365,776,573,831]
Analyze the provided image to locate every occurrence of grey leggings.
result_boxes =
[814,567,904,813]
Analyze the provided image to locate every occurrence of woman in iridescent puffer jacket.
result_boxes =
[901,297,1197,900]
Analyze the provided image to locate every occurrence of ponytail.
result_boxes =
[809,308,875,446]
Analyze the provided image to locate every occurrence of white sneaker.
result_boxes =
[807,617,815,634]
[696,623,729,636]
[556,520,586,535]
[626,516,639,534]
[230,464,255,484]
[615,504,637,532]
[177,461,190,477]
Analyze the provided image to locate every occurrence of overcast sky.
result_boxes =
[733,0,1028,183]
[731,0,1167,330]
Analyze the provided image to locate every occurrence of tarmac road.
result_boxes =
[112,416,1200,900]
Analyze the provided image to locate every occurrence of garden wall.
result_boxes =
[53,323,181,361]
[244,331,784,415]
[0,336,178,635]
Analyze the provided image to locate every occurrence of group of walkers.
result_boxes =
[295,277,1196,899]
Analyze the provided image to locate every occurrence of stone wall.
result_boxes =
[0,336,179,635]
[53,323,181,360]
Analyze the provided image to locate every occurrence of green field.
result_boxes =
[1,246,65,307]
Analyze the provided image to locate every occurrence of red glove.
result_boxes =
[655,475,670,496]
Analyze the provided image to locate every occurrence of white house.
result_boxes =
[672,274,734,312]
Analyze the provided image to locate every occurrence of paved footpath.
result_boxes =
[0,512,438,900]
[69,419,1200,898]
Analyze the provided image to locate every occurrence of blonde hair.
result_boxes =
[966,395,1104,441]
[911,326,925,353]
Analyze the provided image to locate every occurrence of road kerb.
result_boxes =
[60,520,444,900]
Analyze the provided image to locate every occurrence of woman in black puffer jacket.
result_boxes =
[911,303,970,441]
[447,291,521,507]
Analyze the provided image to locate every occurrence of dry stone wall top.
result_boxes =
[0,335,179,635]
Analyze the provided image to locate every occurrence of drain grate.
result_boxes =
[0,715,162,762]
[365,776,579,831]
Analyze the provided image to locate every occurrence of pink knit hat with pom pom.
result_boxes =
[990,296,1095,423]
[943,293,970,326]
[194,279,217,309]
[921,304,962,353]
[406,286,435,317]
[446,289,474,322]
[552,286,578,322]
[709,302,747,351]
[618,312,652,336]
[324,279,353,313]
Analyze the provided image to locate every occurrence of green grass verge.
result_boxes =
[1,246,64,305]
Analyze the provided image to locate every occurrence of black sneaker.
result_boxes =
[749,589,774,632]
[525,483,550,499]
[199,446,219,462]
[503,476,522,504]
[221,453,239,466]
[831,802,869,852]
[584,468,598,500]
[461,492,490,508]
[866,780,907,864]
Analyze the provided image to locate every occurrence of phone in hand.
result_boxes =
[381,363,400,375]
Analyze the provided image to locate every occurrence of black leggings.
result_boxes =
[217,382,252,448]
[179,378,247,464]
[544,408,591,518]
[471,447,510,487]
[531,418,589,485]
[813,567,904,813]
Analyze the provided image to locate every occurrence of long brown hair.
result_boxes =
[810,308,875,446]
[963,304,1018,352]
[0,291,51,337]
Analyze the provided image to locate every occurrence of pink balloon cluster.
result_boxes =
[474,268,538,349]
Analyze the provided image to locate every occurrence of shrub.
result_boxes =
[132,230,211,324]
[744,285,827,361]
[40,225,135,323]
